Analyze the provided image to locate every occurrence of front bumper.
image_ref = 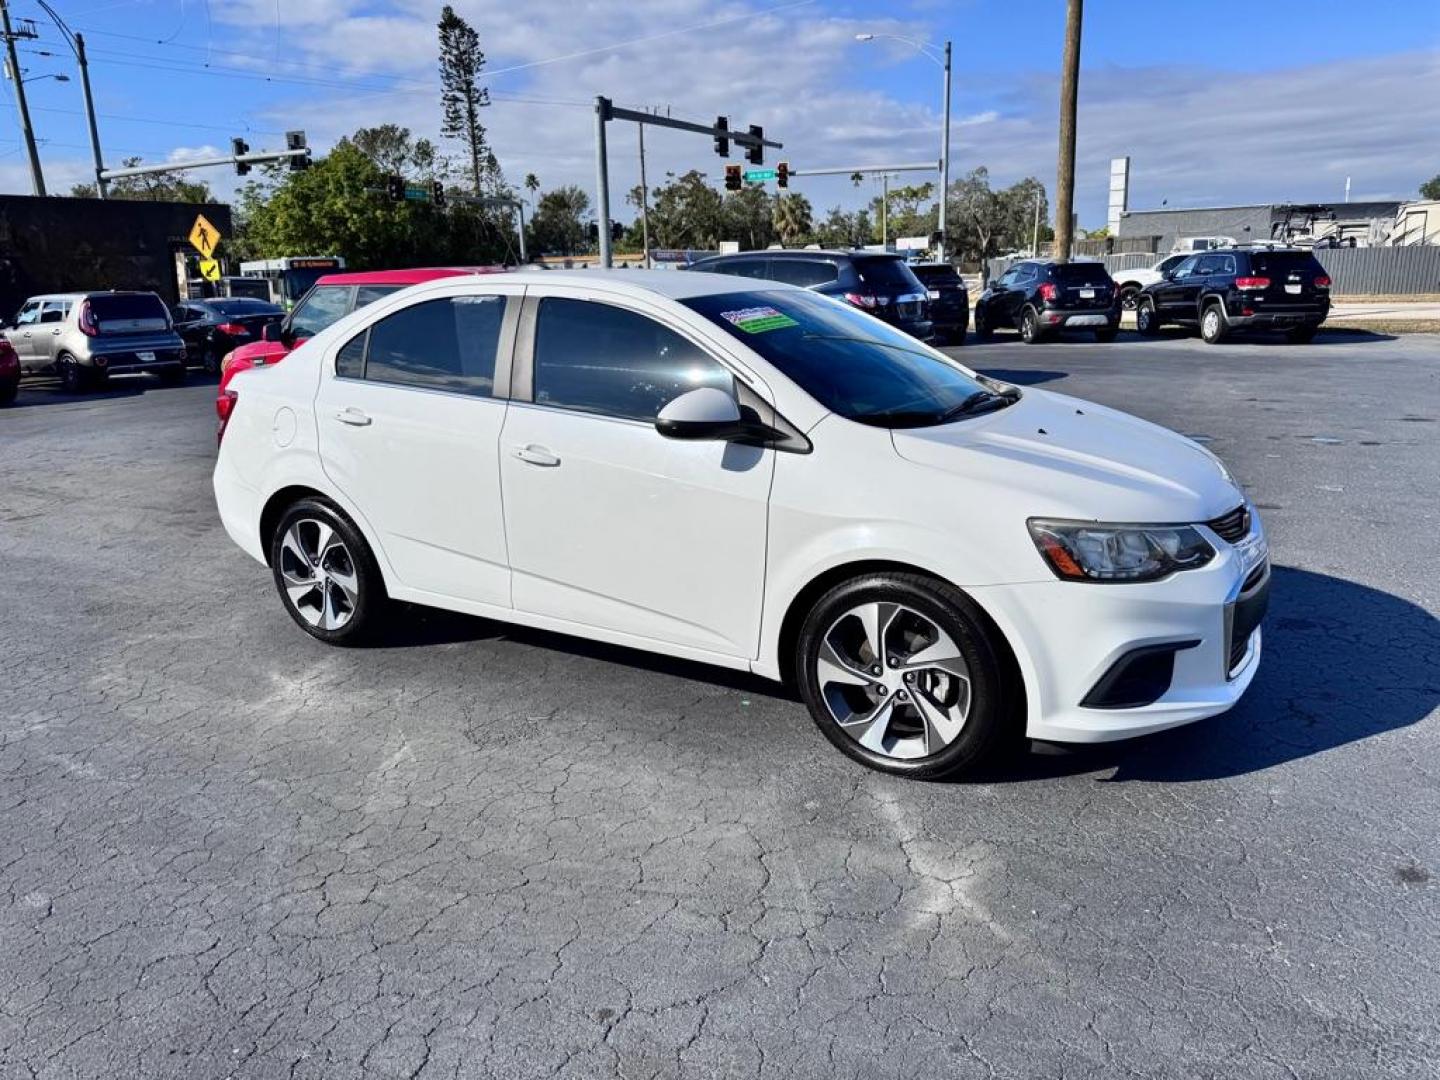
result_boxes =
[968,519,1268,744]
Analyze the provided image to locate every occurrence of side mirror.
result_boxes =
[655,387,746,441]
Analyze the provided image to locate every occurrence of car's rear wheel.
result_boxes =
[1020,306,1045,344]
[1200,303,1227,344]
[795,573,1019,780]
[269,498,387,645]
[972,308,992,341]
[202,345,222,375]
[57,353,86,394]
[1286,325,1319,344]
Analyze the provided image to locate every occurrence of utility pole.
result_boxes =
[637,112,651,269]
[1,0,45,196]
[1032,193,1041,255]
[594,98,612,267]
[1053,0,1082,262]
[34,2,106,198]
[938,40,951,262]
[881,173,889,247]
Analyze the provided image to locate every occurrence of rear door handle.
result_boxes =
[513,443,561,467]
[334,407,372,427]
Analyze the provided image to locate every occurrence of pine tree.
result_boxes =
[438,5,491,194]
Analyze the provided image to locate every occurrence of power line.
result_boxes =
[26,101,283,135]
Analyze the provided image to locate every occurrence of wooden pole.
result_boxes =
[1053,0,1082,263]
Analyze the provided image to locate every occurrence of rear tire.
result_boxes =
[202,346,222,375]
[1200,303,1227,344]
[1020,306,1045,344]
[58,353,86,394]
[269,498,388,646]
[1286,325,1319,344]
[795,572,1020,780]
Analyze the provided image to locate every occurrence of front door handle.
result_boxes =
[513,443,561,467]
[334,407,372,427]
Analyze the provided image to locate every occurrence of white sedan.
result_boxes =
[214,270,1269,779]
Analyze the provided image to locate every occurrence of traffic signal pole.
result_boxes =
[1,0,44,196]
[100,145,310,182]
[593,96,782,267]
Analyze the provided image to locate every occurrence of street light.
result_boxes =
[856,31,952,262]
[23,72,68,84]
[33,0,108,198]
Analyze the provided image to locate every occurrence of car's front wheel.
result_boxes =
[1135,299,1161,337]
[972,308,992,341]
[1119,284,1141,311]
[795,573,1019,779]
[269,498,387,645]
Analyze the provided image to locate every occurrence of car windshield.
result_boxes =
[683,289,1010,429]
[1050,263,1112,285]
[87,294,169,328]
[911,265,962,286]
[1251,252,1325,277]
[855,258,925,294]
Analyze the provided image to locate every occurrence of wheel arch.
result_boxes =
[773,559,1027,723]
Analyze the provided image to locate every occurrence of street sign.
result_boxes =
[188,213,220,259]
[197,258,221,283]
[404,185,430,202]
[743,168,776,182]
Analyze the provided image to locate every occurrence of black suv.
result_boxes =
[684,250,933,341]
[973,260,1120,344]
[908,262,969,345]
[1135,246,1331,344]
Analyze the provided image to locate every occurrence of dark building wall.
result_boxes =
[0,195,232,320]
[1117,205,1275,252]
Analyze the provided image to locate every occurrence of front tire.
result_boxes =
[1119,284,1141,311]
[1135,299,1161,337]
[1200,303,1227,344]
[795,573,1019,780]
[269,498,387,646]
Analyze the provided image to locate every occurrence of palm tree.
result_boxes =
[772,193,813,246]
[524,172,540,212]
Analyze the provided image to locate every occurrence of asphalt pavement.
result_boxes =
[2,329,1438,1079]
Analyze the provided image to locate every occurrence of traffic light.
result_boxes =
[610,220,624,242]
[713,115,729,158]
[431,180,446,208]
[386,174,406,202]
[777,161,789,189]
[232,137,250,176]
[285,130,309,171]
[746,125,763,166]
[724,164,741,192]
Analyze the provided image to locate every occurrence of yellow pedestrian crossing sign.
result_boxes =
[198,258,221,282]
[189,213,221,259]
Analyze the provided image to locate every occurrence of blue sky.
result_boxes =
[4,0,1437,228]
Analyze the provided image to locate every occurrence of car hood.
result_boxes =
[890,388,1242,523]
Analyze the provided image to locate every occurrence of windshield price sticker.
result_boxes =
[721,306,797,334]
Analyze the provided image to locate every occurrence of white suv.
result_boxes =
[214,270,1268,779]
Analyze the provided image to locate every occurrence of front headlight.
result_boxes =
[1028,519,1215,582]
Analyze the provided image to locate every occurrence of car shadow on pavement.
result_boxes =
[988,565,1439,784]
[975,368,1069,386]
[10,372,216,407]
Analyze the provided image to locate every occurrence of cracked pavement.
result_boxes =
[1,330,1438,1079]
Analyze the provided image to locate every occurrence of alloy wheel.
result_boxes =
[815,601,972,760]
[278,518,359,631]
[1203,308,1222,340]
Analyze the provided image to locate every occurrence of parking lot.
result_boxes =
[2,330,1438,1079]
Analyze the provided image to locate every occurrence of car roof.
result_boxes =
[430,267,805,301]
[26,291,157,301]
[314,266,508,287]
[691,248,904,264]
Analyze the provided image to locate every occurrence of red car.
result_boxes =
[216,267,505,421]
[0,336,19,405]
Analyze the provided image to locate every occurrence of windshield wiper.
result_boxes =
[934,390,1012,423]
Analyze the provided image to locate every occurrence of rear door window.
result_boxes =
[359,295,506,398]
[39,301,69,324]
[856,258,925,295]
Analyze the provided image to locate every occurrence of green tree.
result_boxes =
[869,182,936,242]
[70,158,214,203]
[648,170,725,248]
[529,185,591,255]
[1421,174,1440,200]
[438,5,492,195]
[524,172,540,209]
[943,168,1050,261]
[351,124,444,179]
[719,184,775,250]
[772,192,814,245]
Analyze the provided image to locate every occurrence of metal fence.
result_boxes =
[987,246,1440,296]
